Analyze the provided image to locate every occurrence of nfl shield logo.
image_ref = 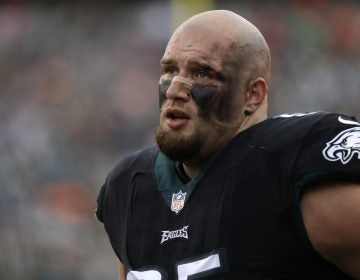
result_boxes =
[171,190,187,214]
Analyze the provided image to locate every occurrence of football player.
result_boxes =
[96,10,360,280]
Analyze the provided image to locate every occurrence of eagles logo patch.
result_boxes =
[322,126,360,164]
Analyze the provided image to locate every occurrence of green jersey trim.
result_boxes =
[154,152,211,213]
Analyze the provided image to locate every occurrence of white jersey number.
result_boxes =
[127,270,162,280]
[126,249,226,280]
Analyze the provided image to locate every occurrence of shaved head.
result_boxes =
[157,10,271,168]
[168,10,271,85]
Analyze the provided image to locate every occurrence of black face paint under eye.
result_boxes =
[158,79,234,123]
[159,79,171,108]
[190,84,233,122]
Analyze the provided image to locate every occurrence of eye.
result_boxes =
[168,68,178,75]
[163,67,178,76]
[194,70,209,80]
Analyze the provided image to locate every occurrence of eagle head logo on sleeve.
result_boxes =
[322,126,360,164]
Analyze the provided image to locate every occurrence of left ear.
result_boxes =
[243,77,268,115]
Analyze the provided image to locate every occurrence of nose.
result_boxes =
[166,76,193,101]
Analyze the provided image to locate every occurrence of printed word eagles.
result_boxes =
[161,226,189,244]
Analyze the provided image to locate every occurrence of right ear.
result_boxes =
[243,77,268,115]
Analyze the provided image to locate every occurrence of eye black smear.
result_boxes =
[159,80,233,122]
[159,79,171,107]
[190,84,231,121]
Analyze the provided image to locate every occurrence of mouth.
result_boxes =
[165,109,190,119]
[164,108,191,130]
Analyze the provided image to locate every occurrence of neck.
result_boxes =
[182,102,268,179]
[181,132,229,179]
[182,163,199,179]
[181,130,233,179]
[181,153,208,179]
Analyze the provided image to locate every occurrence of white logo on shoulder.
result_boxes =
[161,225,189,244]
[322,126,360,164]
[171,190,186,214]
[338,116,360,126]
[274,112,319,118]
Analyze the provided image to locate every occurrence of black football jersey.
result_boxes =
[96,112,360,280]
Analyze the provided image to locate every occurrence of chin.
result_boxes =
[154,126,202,162]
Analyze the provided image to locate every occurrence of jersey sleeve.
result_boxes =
[95,147,158,262]
[95,160,129,262]
[95,180,106,223]
[292,113,360,187]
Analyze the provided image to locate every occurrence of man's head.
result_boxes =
[155,10,270,168]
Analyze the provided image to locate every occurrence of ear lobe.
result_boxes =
[243,78,268,115]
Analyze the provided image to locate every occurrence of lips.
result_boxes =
[164,108,190,130]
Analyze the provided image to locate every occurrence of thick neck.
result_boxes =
[182,101,268,179]
[182,163,200,179]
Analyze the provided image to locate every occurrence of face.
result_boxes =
[155,26,246,162]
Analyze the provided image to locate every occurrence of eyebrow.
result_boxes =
[160,58,176,65]
[160,58,226,81]
[160,58,218,71]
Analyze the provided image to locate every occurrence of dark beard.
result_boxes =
[154,126,202,162]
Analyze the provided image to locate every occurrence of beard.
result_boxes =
[154,126,202,162]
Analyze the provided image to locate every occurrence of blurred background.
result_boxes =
[0,0,359,279]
